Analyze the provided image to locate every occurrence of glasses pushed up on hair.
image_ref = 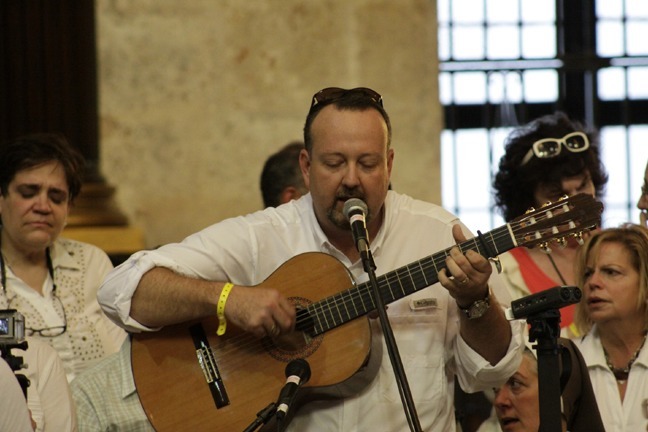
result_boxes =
[520,131,590,166]
[310,87,383,110]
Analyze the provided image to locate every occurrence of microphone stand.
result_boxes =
[527,309,564,432]
[241,402,277,432]
[358,240,423,432]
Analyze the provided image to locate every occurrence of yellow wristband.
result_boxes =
[216,283,234,336]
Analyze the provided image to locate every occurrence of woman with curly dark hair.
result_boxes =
[493,112,608,336]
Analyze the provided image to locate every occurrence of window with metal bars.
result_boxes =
[438,0,648,232]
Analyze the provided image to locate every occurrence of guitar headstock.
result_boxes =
[510,193,604,249]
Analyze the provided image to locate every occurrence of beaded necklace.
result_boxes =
[603,331,648,383]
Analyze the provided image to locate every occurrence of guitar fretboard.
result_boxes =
[298,224,516,336]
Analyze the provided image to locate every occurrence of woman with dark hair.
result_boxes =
[493,112,608,335]
[0,133,127,383]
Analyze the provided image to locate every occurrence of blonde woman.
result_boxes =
[573,224,648,431]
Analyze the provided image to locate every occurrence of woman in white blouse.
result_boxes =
[573,224,648,432]
[0,134,126,432]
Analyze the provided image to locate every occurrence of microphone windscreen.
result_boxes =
[284,358,311,383]
[343,198,368,220]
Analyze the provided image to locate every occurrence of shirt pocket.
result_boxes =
[377,311,448,403]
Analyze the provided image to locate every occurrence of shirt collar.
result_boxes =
[299,192,390,258]
[577,325,608,369]
[48,239,83,271]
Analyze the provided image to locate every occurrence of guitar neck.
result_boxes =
[299,224,516,336]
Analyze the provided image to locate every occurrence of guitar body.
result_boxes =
[132,252,372,432]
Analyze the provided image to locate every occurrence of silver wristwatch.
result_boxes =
[458,291,490,319]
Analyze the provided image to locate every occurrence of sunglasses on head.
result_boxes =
[310,87,383,110]
[520,131,590,166]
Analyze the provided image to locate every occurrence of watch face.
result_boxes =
[468,299,490,319]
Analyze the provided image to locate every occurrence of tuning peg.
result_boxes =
[524,207,536,215]
[539,242,552,254]
[571,232,585,245]
[558,194,569,201]
[541,201,553,208]
[555,237,567,248]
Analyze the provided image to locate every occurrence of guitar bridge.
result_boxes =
[190,323,229,409]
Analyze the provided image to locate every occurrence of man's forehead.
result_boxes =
[311,108,389,147]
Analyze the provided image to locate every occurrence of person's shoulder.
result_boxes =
[387,191,459,224]
[252,194,312,225]
[570,326,600,354]
[53,237,112,264]
[70,348,120,389]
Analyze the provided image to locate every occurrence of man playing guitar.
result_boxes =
[99,87,537,431]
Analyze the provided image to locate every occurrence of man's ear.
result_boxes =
[299,149,311,189]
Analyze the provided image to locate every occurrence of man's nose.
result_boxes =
[342,164,361,187]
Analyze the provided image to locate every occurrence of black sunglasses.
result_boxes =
[310,87,383,109]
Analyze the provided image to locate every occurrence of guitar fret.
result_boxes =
[332,292,344,325]
[366,285,376,310]
[472,237,481,255]
[311,302,325,334]
[417,261,429,286]
[405,266,416,293]
[319,297,332,331]
[339,291,352,322]
[489,230,500,254]
[330,296,341,327]
[431,254,440,275]
[387,272,399,299]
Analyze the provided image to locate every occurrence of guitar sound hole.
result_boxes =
[262,296,323,362]
[262,331,323,363]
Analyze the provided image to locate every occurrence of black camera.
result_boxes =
[0,309,25,345]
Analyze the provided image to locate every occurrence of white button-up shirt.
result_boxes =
[574,325,648,432]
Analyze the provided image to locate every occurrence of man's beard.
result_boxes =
[327,189,367,230]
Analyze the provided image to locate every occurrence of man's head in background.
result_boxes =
[260,141,308,208]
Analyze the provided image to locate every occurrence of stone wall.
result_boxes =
[96,0,442,247]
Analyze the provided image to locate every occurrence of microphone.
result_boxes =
[505,286,582,320]
[343,198,370,253]
[276,358,311,421]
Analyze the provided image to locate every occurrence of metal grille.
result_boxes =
[438,0,648,232]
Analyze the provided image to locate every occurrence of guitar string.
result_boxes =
[208,200,596,361]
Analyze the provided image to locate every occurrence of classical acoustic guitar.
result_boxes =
[131,193,603,431]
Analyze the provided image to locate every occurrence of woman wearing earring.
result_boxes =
[493,112,608,336]
[0,133,126,384]
[573,224,648,431]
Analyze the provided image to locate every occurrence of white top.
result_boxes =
[1,238,127,381]
[573,325,648,432]
[14,338,77,432]
[99,191,524,431]
[0,356,33,432]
